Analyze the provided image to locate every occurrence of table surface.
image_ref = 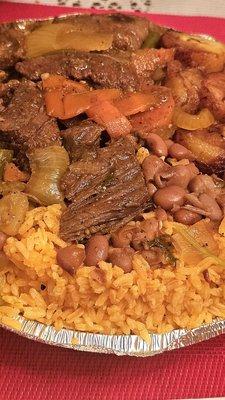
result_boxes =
[1,2,225,399]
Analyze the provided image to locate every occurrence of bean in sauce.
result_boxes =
[0,232,7,250]
[147,182,157,197]
[173,208,202,225]
[188,174,217,197]
[145,133,168,157]
[165,164,198,189]
[168,143,194,160]
[111,225,134,248]
[141,249,163,266]
[153,185,186,210]
[57,245,85,275]
[85,234,109,266]
[198,193,223,221]
[142,154,167,182]
[108,247,135,273]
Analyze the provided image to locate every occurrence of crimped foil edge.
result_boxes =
[1,316,225,357]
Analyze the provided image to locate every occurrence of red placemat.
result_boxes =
[1,328,225,400]
[1,3,225,399]
[1,1,225,42]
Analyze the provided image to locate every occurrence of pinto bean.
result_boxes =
[147,182,157,197]
[57,245,85,275]
[145,133,168,157]
[168,143,194,160]
[155,208,168,221]
[140,219,159,240]
[0,232,7,250]
[198,193,223,221]
[174,209,202,225]
[185,192,202,208]
[111,225,134,248]
[166,164,199,188]
[188,163,199,177]
[153,185,186,210]
[155,163,198,189]
[189,174,218,197]
[108,247,135,273]
[165,166,192,188]
[131,219,159,250]
[165,139,174,149]
[141,249,163,266]
[85,234,109,266]
[142,154,167,182]
[216,193,225,210]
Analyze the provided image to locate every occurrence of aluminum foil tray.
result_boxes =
[1,316,225,356]
[0,13,223,356]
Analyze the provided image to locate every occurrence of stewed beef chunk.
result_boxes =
[0,80,60,159]
[16,48,173,90]
[60,138,149,241]
[0,80,20,106]
[62,120,104,161]
[1,13,150,73]
[16,51,140,91]
[0,25,25,69]
[16,53,70,81]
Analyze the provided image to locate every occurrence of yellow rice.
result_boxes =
[1,203,225,343]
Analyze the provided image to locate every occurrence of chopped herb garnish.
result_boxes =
[148,235,177,266]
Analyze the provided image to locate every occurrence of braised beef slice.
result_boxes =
[16,47,175,90]
[0,26,25,70]
[0,80,20,107]
[0,80,60,158]
[62,120,104,161]
[16,51,141,91]
[1,14,149,73]
[60,138,149,241]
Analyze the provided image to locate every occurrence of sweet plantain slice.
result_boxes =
[175,128,225,174]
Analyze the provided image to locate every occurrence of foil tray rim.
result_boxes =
[1,316,225,357]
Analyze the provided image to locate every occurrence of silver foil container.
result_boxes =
[0,14,223,356]
[1,316,225,356]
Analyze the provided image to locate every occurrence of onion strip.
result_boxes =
[173,222,225,266]
[173,107,215,130]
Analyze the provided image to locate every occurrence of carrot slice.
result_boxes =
[62,79,89,93]
[62,88,121,119]
[42,75,66,90]
[130,89,175,133]
[4,163,28,182]
[44,89,64,118]
[114,92,155,116]
[87,99,132,138]
[42,74,88,93]
[89,89,121,104]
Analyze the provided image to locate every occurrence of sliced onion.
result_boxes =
[26,146,69,206]
[26,23,113,58]
[0,193,29,236]
[172,107,215,130]
[142,31,161,49]
[0,150,13,179]
[172,220,223,266]
[0,181,26,196]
